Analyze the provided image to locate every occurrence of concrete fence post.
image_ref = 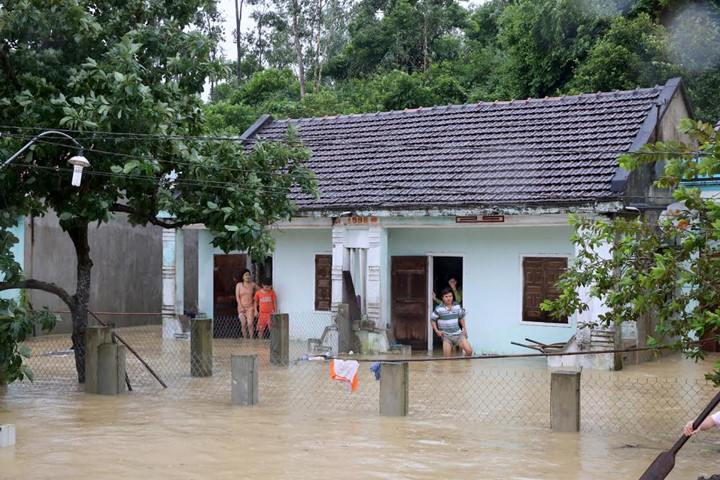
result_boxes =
[551,370,581,432]
[231,354,258,406]
[270,313,289,366]
[191,317,213,377]
[0,424,16,448]
[97,343,127,395]
[337,303,352,354]
[380,362,409,416]
[85,326,112,394]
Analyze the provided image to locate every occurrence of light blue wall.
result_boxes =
[1,219,25,301]
[387,225,576,354]
[272,228,333,339]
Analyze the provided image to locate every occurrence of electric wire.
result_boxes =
[3,128,720,204]
[0,125,714,157]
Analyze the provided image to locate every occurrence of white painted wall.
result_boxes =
[387,224,576,354]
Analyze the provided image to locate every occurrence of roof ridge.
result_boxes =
[275,85,666,122]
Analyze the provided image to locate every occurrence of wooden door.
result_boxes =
[213,254,247,337]
[391,256,428,350]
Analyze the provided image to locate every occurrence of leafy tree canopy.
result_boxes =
[543,119,720,383]
[0,0,316,383]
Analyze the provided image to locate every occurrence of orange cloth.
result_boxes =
[330,360,359,392]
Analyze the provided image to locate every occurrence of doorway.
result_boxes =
[430,256,463,351]
[213,254,247,337]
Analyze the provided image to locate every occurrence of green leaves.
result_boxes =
[544,120,720,383]
[0,300,57,384]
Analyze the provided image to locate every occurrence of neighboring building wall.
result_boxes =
[183,229,199,312]
[0,220,25,302]
[387,222,576,354]
[23,212,164,333]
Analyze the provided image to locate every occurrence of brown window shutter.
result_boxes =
[315,254,332,311]
[522,257,568,323]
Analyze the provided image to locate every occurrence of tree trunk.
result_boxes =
[235,0,244,82]
[68,224,93,383]
[311,0,325,93]
[292,0,306,98]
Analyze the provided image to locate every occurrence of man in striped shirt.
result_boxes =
[431,287,473,357]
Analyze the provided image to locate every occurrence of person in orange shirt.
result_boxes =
[254,278,277,339]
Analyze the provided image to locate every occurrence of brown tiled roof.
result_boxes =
[244,79,684,213]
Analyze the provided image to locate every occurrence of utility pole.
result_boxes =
[235,0,244,82]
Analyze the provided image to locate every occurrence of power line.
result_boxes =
[4,131,719,204]
[1,125,714,158]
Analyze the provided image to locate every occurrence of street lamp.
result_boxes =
[0,130,90,187]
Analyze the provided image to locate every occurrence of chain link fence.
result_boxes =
[8,311,719,440]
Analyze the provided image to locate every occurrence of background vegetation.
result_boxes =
[209,0,720,131]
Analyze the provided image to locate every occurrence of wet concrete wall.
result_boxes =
[22,212,197,334]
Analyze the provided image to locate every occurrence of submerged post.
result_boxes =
[231,354,258,405]
[270,313,289,366]
[97,343,127,395]
[191,317,213,377]
[0,424,16,448]
[380,362,408,416]
[337,303,352,353]
[85,326,112,394]
[551,370,581,432]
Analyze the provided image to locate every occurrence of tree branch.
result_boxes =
[0,279,75,310]
[0,41,23,92]
[110,203,198,228]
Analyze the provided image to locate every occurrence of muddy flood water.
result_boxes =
[2,353,720,480]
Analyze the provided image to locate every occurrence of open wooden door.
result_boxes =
[213,254,247,337]
[391,256,428,350]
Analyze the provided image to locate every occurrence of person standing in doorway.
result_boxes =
[235,268,256,339]
[254,278,277,339]
[431,287,473,357]
[432,275,463,305]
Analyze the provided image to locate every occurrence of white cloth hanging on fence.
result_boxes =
[330,359,359,392]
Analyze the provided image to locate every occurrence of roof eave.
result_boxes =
[293,200,625,218]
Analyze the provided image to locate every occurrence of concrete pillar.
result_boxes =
[175,228,184,321]
[162,228,182,339]
[191,317,213,377]
[0,424,16,448]
[270,313,289,366]
[366,224,383,327]
[337,303,352,354]
[231,354,258,405]
[380,362,408,416]
[97,343,126,395]
[551,370,581,432]
[331,223,346,314]
[84,326,112,394]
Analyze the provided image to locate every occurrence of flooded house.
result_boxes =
[169,78,692,359]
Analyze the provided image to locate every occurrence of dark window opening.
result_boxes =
[315,254,332,311]
[522,256,568,324]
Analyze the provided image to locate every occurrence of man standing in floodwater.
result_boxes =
[431,287,473,357]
